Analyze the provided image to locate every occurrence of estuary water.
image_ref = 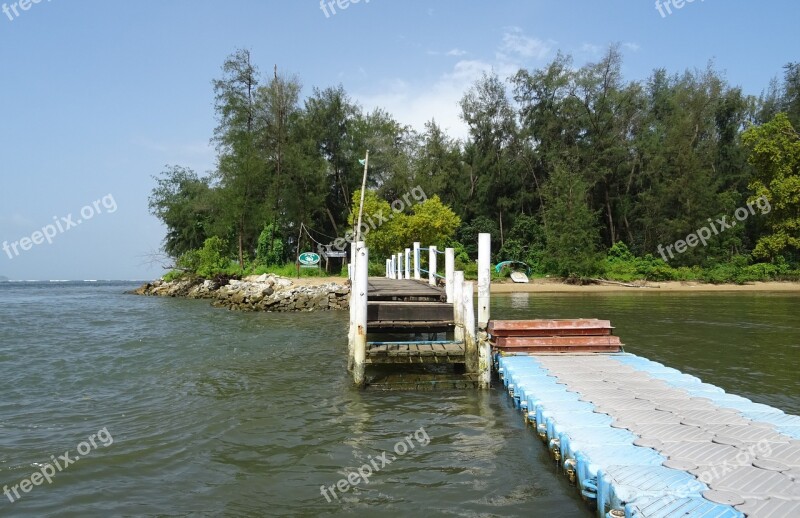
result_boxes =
[0,282,798,517]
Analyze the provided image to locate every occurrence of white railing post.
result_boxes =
[353,241,368,387]
[413,242,421,280]
[453,271,465,342]
[445,248,455,303]
[404,248,411,279]
[429,246,437,286]
[396,252,402,279]
[477,233,491,388]
[385,259,391,278]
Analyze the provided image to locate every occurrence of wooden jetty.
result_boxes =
[347,238,489,389]
[346,233,800,516]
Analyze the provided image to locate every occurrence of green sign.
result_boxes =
[298,252,321,266]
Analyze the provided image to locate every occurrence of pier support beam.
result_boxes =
[453,271,465,341]
[353,242,368,388]
[348,241,359,371]
[477,233,491,389]
[404,248,411,279]
[463,281,477,374]
[445,248,454,303]
[428,246,437,286]
[413,242,421,280]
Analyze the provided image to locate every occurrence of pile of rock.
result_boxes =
[132,274,350,312]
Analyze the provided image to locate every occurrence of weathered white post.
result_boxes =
[477,233,492,388]
[353,241,369,387]
[404,248,411,279]
[396,252,402,279]
[385,259,391,278]
[453,271,465,342]
[413,242,421,280]
[347,241,359,371]
[445,248,455,303]
[429,246,437,286]
[463,281,477,374]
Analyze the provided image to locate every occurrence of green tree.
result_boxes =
[541,164,601,277]
[213,49,269,268]
[347,191,459,259]
[304,85,364,236]
[148,166,214,258]
[742,113,800,260]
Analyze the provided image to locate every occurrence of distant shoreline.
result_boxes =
[294,276,800,293]
[490,279,800,293]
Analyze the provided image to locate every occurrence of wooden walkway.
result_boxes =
[365,278,463,366]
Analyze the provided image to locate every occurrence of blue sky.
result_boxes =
[0,0,797,280]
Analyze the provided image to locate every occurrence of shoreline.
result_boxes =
[292,276,800,293]
[132,274,350,312]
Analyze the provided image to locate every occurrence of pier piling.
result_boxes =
[353,241,368,387]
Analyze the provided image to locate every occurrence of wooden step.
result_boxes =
[488,319,623,353]
[366,341,466,364]
[492,336,622,348]
[367,301,453,322]
[489,319,612,336]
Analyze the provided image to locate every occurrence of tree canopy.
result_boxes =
[149,48,800,282]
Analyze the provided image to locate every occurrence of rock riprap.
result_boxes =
[132,274,349,312]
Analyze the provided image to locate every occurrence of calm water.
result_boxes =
[0,283,798,517]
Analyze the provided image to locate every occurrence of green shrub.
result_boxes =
[255,223,285,266]
[175,236,235,279]
[162,270,186,282]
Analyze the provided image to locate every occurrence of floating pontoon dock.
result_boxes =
[346,234,800,516]
[498,352,800,517]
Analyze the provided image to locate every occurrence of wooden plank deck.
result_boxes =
[366,341,466,364]
[367,278,446,301]
[367,278,454,334]
[360,277,464,368]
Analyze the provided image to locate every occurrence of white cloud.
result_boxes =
[354,28,552,140]
[497,26,552,61]
[623,42,641,52]
[581,43,602,56]
[427,48,468,57]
